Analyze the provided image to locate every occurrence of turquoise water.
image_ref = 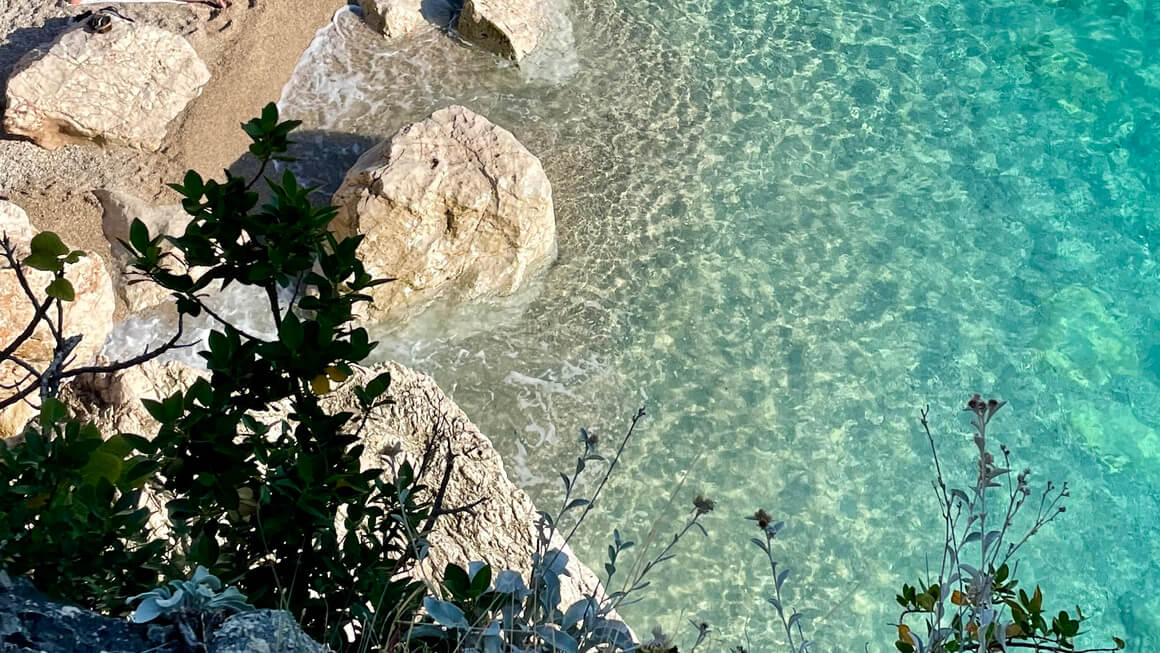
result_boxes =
[275,0,1160,649]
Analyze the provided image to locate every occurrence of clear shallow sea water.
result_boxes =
[131,0,1160,648]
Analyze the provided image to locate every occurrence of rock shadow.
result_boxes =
[421,0,464,29]
[224,128,382,200]
[0,18,73,137]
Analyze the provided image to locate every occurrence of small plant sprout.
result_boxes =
[129,565,253,624]
[129,566,253,648]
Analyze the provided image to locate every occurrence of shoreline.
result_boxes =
[0,0,342,321]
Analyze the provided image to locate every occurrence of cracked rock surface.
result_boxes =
[331,105,556,324]
[3,19,209,152]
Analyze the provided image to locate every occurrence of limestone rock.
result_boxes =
[210,610,330,653]
[0,200,115,440]
[331,106,556,323]
[63,358,205,436]
[3,19,210,151]
[360,0,428,38]
[95,190,195,314]
[0,573,180,653]
[458,0,564,62]
[325,362,607,609]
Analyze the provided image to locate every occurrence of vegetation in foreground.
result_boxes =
[0,105,1127,653]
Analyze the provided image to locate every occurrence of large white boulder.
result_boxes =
[331,105,556,323]
[0,200,115,439]
[2,19,210,151]
[360,0,429,38]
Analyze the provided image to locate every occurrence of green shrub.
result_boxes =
[0,398,168,613]
[1,104,468,651]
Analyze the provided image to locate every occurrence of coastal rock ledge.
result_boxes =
[332,105,557,323]
[65,360,606,611]
[2,19,209,151]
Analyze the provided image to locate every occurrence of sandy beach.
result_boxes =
[0,0,342,306]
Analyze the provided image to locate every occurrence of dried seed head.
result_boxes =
[693,495,716,516]
[753,509,774,530]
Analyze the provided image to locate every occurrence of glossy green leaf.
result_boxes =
[45,277,75,302]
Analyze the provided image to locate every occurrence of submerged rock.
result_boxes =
[2,18,209,151]
[331,105,556,324]
[458,0,555,62]
[1033,285,1138,388]
[360,0,430,38]
[0,200,115,440]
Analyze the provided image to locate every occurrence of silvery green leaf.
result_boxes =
[777,568,791,590]
[211,586,253,613]
[545,549,570,575]
[978,607,995,632]
[751,537,768,552]
[483,619,501,637]
[787,612,803,630]
[494,570,528,596]
[155,588,185,609]
[984,530,1001,550]
[424,597,468,630]
[127,588,168,604]
[131,597,164,623]
[588,618,635,650]
[192,566,221,590]
[483,634,503,653]
[534,625,578,653]
[959,564,979,580]
[409,624,449,640]
[562,598,597,630]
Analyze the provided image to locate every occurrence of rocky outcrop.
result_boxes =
[64,360,604,610]
[331,106,556,324]
[359,0,429,38]
[2,17,210,151]
[0,573,326,653]
[95,190,195,314]
[0,200,115,440]
[458,0,562,62]
[326,362,606,607]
